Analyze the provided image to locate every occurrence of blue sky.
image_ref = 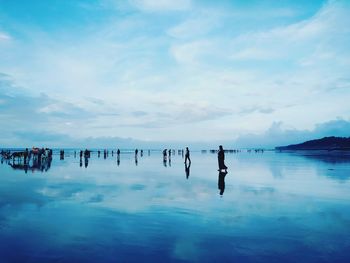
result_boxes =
[0,0,349,148]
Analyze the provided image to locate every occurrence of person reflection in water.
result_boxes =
[163,149,167,160]
[168,149,171,166]
[218,145,227,171]
[117,149,120,166]
[218,170,228,196]
[84,156,89,168]
[83,149,90,168]
[185,162,191,179]
[184,147,191,165]
[135,155,138,166]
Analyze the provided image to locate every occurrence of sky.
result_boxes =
[0,0,350,148]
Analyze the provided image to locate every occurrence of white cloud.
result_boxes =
[129,0,192,12]
[0,33,10,41]
[0,0,349,144]
[230,47,282,60]
[167,10,220,39]
[170,40,213,65]
[229,1,350,62]
[234,118,350,148]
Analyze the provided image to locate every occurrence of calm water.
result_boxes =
[1,150,350,262]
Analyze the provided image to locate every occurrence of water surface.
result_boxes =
[1,150,350,262]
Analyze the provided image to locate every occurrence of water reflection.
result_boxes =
[7,156,52,173]
[218,170,227,196]
[185,162,191,179]
[1,150,350,262]
[84,157,89,168]
[295,151,350,164]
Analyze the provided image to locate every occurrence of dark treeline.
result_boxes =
[276,136,350,151]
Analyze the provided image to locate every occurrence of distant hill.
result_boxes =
[275,136,350,151]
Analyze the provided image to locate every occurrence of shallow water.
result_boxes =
[1,150,350,262]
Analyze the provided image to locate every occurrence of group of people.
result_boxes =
[2,145,229,195]
[181,145,227,170]
[0,147,53,173]
[183,145,228,195]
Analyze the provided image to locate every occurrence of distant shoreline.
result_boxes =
[276,136,350,151]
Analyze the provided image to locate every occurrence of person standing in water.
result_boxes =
[218,145,227,171]
[184,147,191,165]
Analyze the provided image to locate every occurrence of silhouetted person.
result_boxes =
[140,150,143,157]
[185,162,191,179]
[112,150,114,157]
[98,150,101,158]
[135,149,138,158]
[184,147,191,165]
[104,149,107,159]
[168,149,171,157]
[218,145,227,171]
[117,149,120,156]
[80,150,83,159]
[74,151,76,158]
[218,170,227,196]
